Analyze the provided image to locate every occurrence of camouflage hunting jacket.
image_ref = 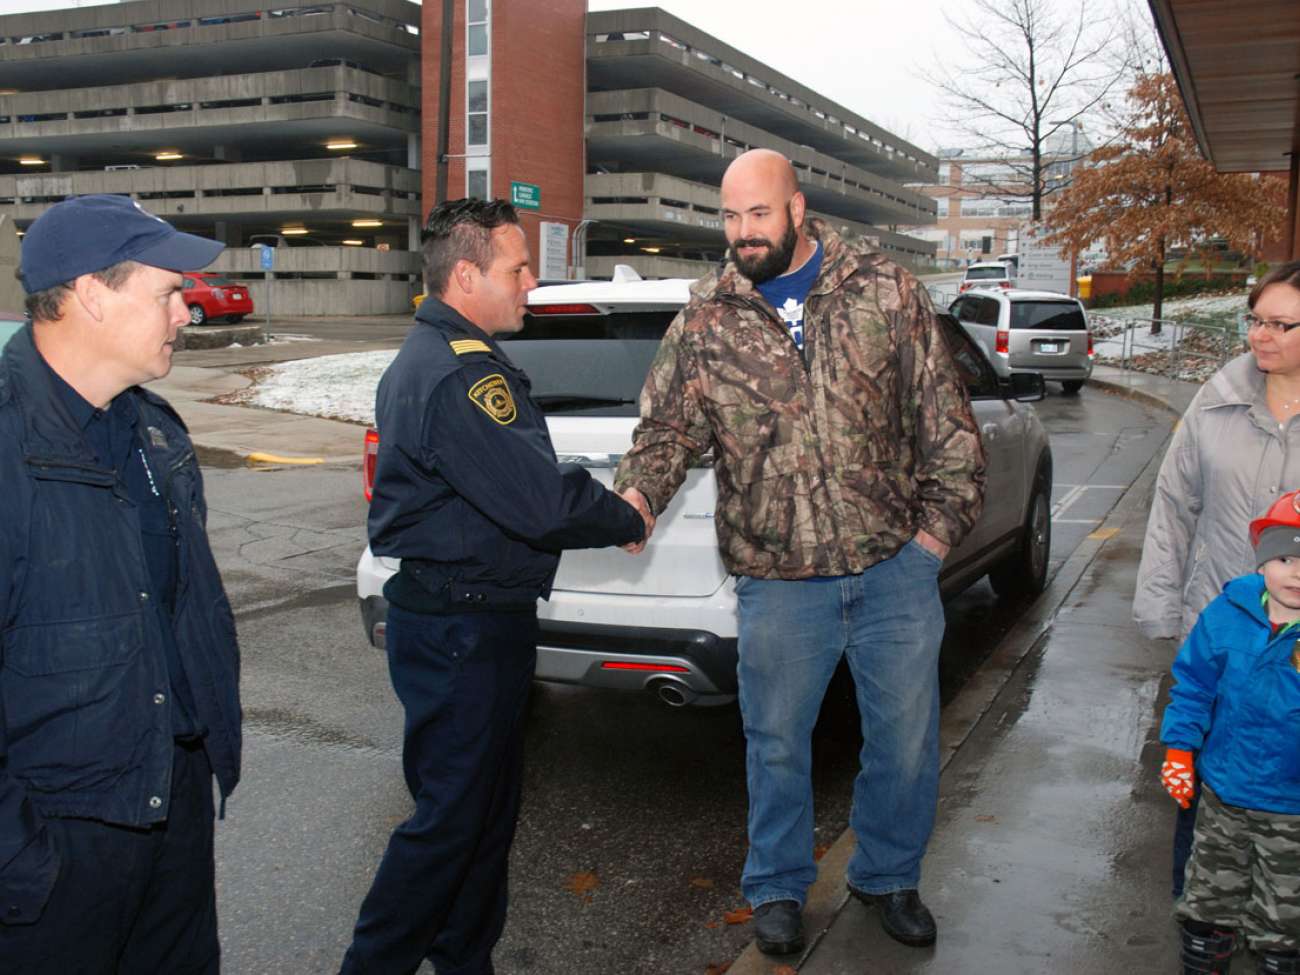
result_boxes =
[614,219,986,579]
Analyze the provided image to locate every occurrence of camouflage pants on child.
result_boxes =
[1175,785,1300,953]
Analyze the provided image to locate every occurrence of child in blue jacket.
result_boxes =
[1160,490,1300,975]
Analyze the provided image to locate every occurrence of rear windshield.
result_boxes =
[1010,301,1086,331]
[500,309,678,415]
[964,266,1007,280]
[201,275,237,287]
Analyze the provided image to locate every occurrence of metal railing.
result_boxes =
[1089,314,1246,380]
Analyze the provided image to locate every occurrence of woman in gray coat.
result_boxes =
[1135,262,1300,638]
[1133,259,1300,898]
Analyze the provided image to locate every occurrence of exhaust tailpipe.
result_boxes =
[649,676,698,708]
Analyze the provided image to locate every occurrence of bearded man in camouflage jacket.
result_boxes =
[615,149,985,954]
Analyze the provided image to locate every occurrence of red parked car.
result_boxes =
[182,272,253,325]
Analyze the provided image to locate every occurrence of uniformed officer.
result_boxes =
[339,198,649,975]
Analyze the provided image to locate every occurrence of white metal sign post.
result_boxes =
[1017,222,1075,296]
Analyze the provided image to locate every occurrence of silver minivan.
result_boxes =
[949,289,1093,394]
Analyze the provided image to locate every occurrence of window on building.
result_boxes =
[936,197,949,217]
[467,162,488,200]
[958,196,1032,218]
[467,0,488,57]
[467,79,488,146]
[938,163,950,185]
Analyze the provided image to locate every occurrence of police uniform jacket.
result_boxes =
[0,326,241,924]
[368,296,643,612]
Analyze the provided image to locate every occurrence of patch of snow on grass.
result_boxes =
[1088,291,1251,383]
[243,349,396,424]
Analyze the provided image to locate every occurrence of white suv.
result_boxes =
[358,273,1053,706]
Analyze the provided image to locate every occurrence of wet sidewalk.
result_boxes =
[729,366,1215,974]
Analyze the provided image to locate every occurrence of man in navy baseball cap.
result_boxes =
[0,197,242,971]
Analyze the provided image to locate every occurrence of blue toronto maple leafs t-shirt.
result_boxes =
[756,242,823,352]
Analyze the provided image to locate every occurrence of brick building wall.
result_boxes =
[422,0,586,276]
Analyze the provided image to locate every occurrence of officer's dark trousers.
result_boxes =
[341,604,537,975]
[0,740,218,975]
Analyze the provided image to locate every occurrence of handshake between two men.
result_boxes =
[619,486,655,555]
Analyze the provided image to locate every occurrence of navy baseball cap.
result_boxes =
[19,194,224,294]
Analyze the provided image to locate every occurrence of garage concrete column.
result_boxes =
[408,215,421,251]
[407,132,420,170]
[213,220,231,244]
[214,145,243,163]
[50,153,78,172]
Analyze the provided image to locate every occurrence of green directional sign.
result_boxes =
[510,180,540,210]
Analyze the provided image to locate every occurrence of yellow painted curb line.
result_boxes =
[246,452,325,466]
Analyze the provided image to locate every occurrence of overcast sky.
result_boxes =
[0,0,1155,152]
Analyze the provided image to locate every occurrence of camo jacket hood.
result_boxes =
[614,219,986,579]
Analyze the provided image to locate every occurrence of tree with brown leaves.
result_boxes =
[1044,72,1286,331]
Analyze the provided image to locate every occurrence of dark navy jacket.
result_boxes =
[0,326,241,924]
[368,297,643,611]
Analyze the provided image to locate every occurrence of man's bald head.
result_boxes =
[720,150,813,284]
[722,149,800,201]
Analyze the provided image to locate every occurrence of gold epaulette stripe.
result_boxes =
[450,339,492,356]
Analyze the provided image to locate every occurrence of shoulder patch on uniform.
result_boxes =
[450,339,492,356]
[467,373,517,425]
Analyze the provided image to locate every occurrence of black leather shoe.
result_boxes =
[753,899,805,955]
[848,885,937,947]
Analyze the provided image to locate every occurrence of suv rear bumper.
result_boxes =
[359,595,737,706]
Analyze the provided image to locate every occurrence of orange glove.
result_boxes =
[1161,748,1196,809]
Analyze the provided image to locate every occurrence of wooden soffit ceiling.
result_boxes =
[1149,0,1300,173]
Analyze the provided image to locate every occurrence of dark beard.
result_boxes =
[729,214,798,285]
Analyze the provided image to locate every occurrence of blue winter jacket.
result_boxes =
[0,326,242,924]
[1161,572,1300,815]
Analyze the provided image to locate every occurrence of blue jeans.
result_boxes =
[735,539,945,908]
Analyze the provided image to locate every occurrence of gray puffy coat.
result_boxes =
[1133,352,1300,640]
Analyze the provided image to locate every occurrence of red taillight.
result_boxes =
[526,303,601,316]
[363,428,379,502]
[599,661,690,673]
[995,329,1009,355]
[999,281,1012,289]
[1088,332,1095,357]
[959,282,970,292]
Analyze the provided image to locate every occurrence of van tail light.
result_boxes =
[999,281,1012,289]
[1088,331,1095,358]
[959,282,970,293]
[363,428,379,502]
[995,329,1009,355]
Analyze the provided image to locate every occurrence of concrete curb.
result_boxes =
[725,377,1180,975]
[1085,375,1185,419]
[175,323,266,351]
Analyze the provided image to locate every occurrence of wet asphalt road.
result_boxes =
[204,384,1173,974]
